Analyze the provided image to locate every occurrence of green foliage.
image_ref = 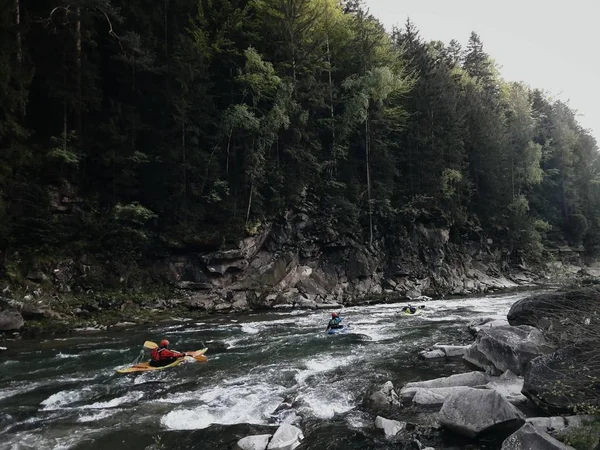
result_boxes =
[113,202,157,226]
[557,420,600,450]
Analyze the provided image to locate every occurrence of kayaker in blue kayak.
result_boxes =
[326,312,344,332]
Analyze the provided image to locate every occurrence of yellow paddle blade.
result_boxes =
[143,341,158,349]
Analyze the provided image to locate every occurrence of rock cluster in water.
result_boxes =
[372,287,600,449]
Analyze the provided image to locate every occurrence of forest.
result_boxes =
[1,0,599,266]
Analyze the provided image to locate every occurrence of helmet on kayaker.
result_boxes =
[160,339,170,348]
[331,312,338,318]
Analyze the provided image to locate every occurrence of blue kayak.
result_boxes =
[327,326,348,335]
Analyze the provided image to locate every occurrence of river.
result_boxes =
[0,290,542,450]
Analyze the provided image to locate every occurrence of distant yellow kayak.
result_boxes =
[402,309,422,316]
[116,348,208,374]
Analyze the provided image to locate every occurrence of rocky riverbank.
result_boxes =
[375,287,600,449]
[2,208,598,337]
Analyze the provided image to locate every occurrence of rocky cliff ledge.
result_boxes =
[154,211,541,313]
[0,209,592,333]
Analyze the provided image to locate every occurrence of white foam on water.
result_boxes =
[241,324,260,334]
[297,388,355,419]
[77,409,119,423]
[81,391,144,409]
[345,411,373,429]
[56,352,78,359]
[0,388,22,401]
[161,381,285,430]
[294,353,358,384]
[41,388,93,411]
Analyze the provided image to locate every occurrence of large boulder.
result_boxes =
[401,371,492,399]
[480,370,528,405]
[0,309,24,331]
[411,386,474,407]
[375,416,406,437]
[439,388,525,438]
[523,346,600,414]
[266,424,303,450]
[501,423,576,450]
[363,381,401,410]
[235,435,272,450]
[431,344,470,357]
[507,287,599,330]
[463,325,555,375]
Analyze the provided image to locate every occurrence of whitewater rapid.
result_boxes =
[0,290,541,450]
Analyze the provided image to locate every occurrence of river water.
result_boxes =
[0,290,543,450]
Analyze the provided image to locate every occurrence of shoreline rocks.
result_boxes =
[439,388,525,438]
[235,435,272,450]
[501,423,576,450]
[375,416,406,437]
[463,325,555,376]
[236,424,303,450]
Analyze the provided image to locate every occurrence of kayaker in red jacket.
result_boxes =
[150,340,186,367]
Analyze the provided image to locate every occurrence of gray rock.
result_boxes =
[0,310,24,331]
[26,271,47,282]
[526,415,595,433]
[411,386,478,406]
[316,303,341,309]
[364,381,401,409]
[501,423,576,450]
[479,370,528,405]
[419,349,446,359]
[439,388,525,438]
[401,371,492,400]
[375,416,406,437]
[463,325,555,376]
[294,297,318,309]
[432,344,470,357]
[235,434,272,450]
[468,317,510,335]
[266,424,303,450]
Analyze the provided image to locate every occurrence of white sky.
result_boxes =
[365,0,600,142]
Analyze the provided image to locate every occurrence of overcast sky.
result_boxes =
[365,0,600,142]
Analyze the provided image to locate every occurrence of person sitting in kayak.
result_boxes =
[326,312,344,332]
[401,305,425,314]
[150,340,186,367]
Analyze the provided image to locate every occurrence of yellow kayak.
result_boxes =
[116,348,208,374]
[402,309,422,316]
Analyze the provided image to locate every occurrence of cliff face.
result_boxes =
[149,209,538,313]
[2,206,585,333]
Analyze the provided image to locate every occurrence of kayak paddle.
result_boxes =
[143,341,158,349]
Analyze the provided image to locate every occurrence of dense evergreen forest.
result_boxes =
[1,0,599,266]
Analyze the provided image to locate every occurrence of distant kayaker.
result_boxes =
[326,312,344,332]
[149,339,185,367]
[401,305,425,315]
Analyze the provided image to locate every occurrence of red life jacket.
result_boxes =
[151,347,184,361]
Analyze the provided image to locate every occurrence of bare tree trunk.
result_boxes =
[226,126,233,175]
[365,114,373,247]
[246,181,254,224]
[325,19,335,175]
[63,50,68,152]
[182,117,187,221]
[75,7,82,139]
[15,0,21,65]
